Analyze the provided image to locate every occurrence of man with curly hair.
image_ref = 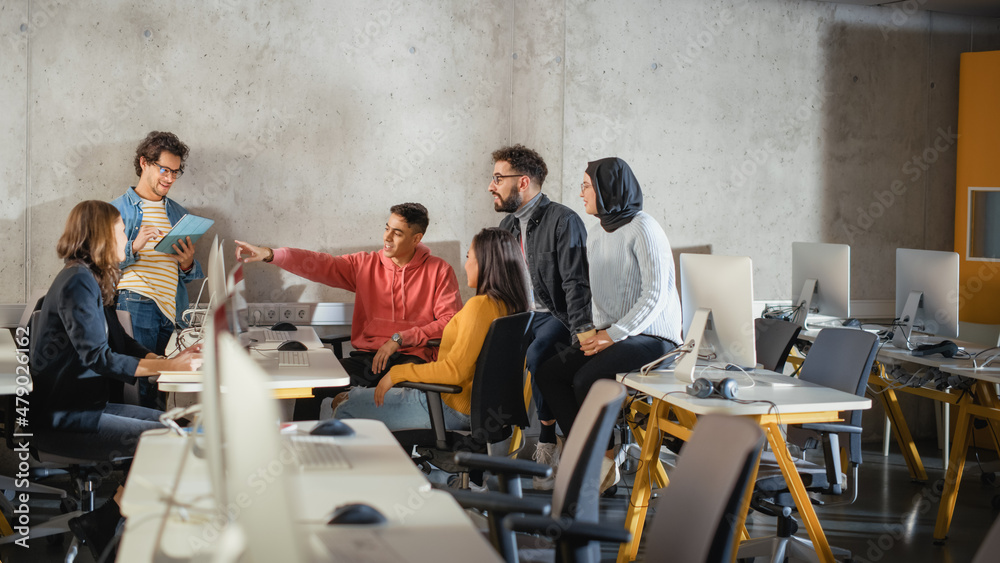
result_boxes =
[489,145,592,489]
[111,131,204,408]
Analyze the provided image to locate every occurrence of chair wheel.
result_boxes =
[601,484,618,498]
[60,497,79,514]
[982,472,996,486]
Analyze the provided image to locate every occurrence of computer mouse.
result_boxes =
[328,503,386,525]
[310,419,355,437]
[912,340,959,358]
[270,321,298,332]
[277,340,308,351]
[842,318,863,329]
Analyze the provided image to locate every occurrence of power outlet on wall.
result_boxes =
[262,305,279,324]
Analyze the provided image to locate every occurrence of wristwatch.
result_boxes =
[391,333,403,346]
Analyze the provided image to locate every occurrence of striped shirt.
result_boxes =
[117,198,179,322]
[587,211,682,345]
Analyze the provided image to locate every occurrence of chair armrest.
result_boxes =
[319,335,351,359]
[395,381,463,394]
[455,452,552,479]
[799,423,861,434]
[447,489,551,515]
[504,515,632,544]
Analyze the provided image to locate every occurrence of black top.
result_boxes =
[30,263,149,431]
[499,193,593,333]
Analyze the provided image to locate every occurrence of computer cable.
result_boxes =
[637,342,694,376]
[974,347,1000,370]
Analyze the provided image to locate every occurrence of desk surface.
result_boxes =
[157,327,350,392]
[119,419,501,562]
[621,368,871,415]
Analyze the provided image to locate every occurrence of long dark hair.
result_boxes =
[56,200,122,305]
[472,228,529,315]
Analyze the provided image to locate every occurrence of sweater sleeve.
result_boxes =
[389,296,498,390]
[59,273,141,382]
[271,247,359,291]
[606,219,672,342]
[399,259,463,347]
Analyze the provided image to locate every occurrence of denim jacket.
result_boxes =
[109,187,205,324]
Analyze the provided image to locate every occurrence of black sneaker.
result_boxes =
[67,500,122,561]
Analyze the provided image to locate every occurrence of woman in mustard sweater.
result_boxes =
[334,228,529,430]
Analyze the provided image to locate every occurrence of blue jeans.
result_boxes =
[117,290,174,408]
[334,387,471,432]
[34,403,163,463]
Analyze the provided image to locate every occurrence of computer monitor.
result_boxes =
[198,304,231,510]
[893,248,960,349]
[790,242,850,328]
[675,254,757,383]
[216,330,305,563]
[227,263,251,339]
[206,236,227,306]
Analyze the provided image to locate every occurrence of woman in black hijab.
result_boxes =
[535,157,681,493]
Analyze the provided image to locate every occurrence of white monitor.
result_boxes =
[893,248,960,349]
[217,330,305,563]
[198,304,231,511]
[227,263,250,338]
[675,254,756,383]
[206,236,227,306]
[790,242,850,328]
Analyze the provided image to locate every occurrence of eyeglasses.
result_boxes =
[154,162,184,179]
[580,182,594,194]
[492,173,523,185]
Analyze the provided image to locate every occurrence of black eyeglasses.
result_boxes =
[154,162,184,179]
[492,173,523,185]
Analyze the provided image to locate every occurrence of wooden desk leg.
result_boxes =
[627,405,669,489]
[977,384,1000,455]
[934,392,976,542]
[618,399,669,563]
[878,387,928,481]
[764,422,835,563]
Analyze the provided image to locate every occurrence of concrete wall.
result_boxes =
[3,0,999,311]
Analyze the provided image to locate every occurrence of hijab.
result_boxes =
[585,157,643,233]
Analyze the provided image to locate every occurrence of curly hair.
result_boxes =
[390,202,429,234]
[133,131,189,177]
[491,145,548,188]
[56,201,122,305]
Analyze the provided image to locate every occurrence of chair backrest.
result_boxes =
[551,379,627,520]
[645,415,765,563]
[754,317,801,373]
[469,312,534,445]
[973,513,1000,563]
[793,327,878,463]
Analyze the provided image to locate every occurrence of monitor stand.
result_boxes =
[791,278,817,330]
[891,290,923,350]
[675,307,711,383]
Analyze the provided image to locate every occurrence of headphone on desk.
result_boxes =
[686,377,739,400]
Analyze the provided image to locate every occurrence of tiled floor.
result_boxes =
[2,439,998,562]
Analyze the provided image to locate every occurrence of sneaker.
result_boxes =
[68,500,122,561]
[599,454,621,495]
[532,442,560,490]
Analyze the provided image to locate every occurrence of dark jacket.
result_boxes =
[499,194,593,333]
[30,263,150,431]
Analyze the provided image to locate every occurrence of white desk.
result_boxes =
[119,419,501,562]
[617,367,871,563]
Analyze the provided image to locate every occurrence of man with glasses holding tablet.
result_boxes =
[490,145,592,489]
[111,131,204,408]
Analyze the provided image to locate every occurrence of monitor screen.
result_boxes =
[675,254,756,382]
[791,242,850,327]
[894,248,959,347]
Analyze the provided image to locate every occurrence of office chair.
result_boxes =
[643,415,765,563]
[754,317,802,373]
[448,379,630,563]
[737,327,878,563]
[391,312,534,479]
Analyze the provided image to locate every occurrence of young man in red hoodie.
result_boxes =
[235,203,462,416]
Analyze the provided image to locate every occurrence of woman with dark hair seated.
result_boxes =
[30,200,201,559]
[536,157,682,494]
[334,227,529,431]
